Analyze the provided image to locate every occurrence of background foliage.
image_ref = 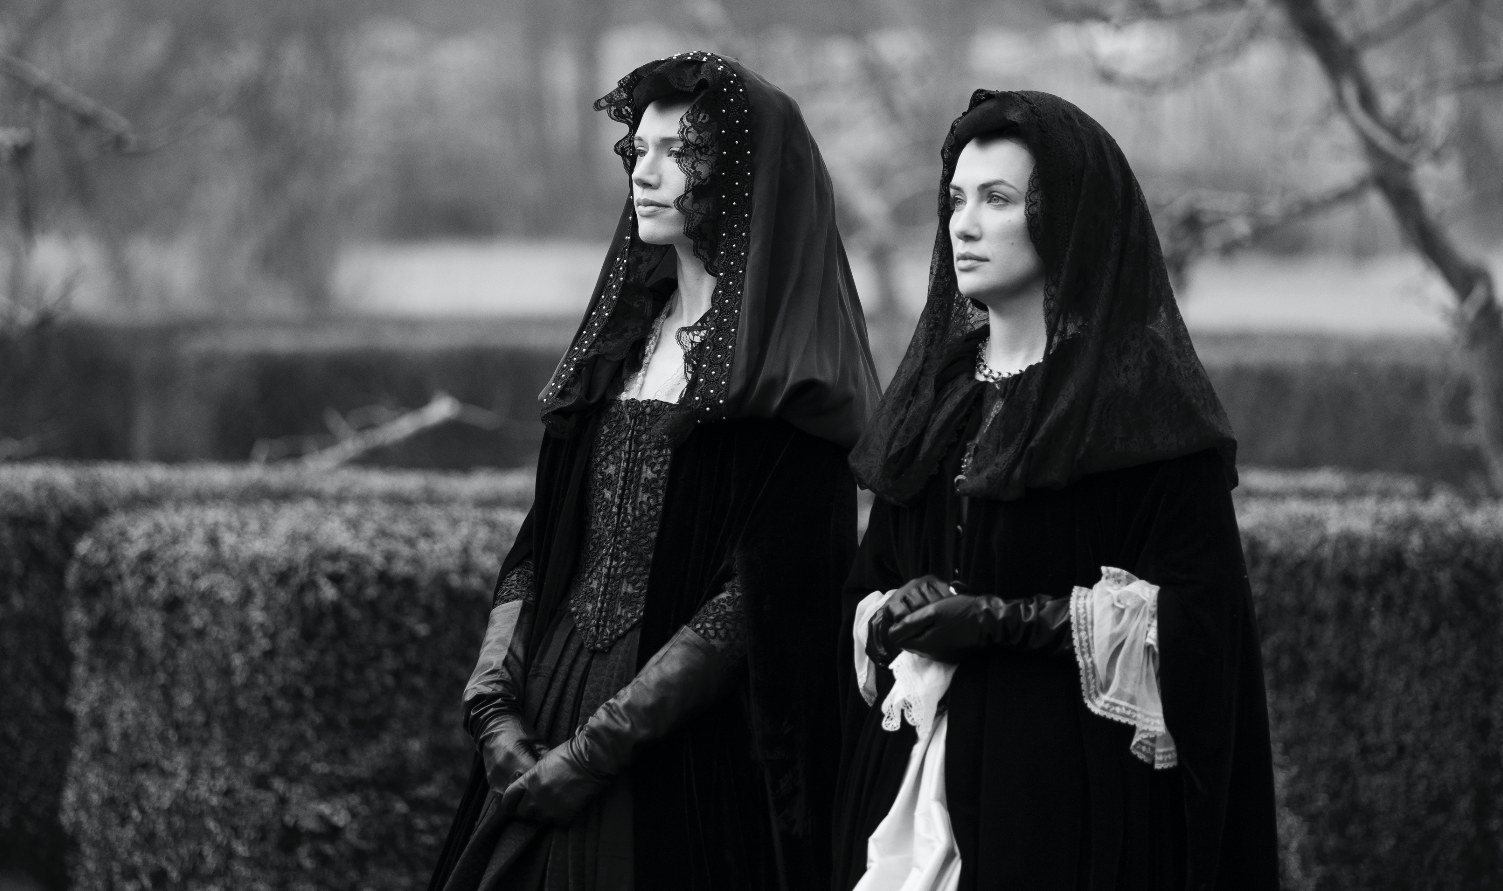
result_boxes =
[1,464,1500,889]
[0,463,530,889]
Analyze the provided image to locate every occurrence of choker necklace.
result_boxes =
[975,337,1021,383]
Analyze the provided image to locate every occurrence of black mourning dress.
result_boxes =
[834,367,1278,890]
[835,91,1279,890]
[431,52,880,891]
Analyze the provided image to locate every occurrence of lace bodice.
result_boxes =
[566,398,678,651]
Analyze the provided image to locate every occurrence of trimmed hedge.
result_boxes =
[0,463,531,889]
[1236,466,1452,501]
[62,501,522,890]
[1240,496,1503,890]
[5,461,1502,888]
[0,321,1489,484]
[0,320,567,469]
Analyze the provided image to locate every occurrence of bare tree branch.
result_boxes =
[1046,0,1247,24]
[1273,0,1503,492]
[1354,0,1460,47]
[251,393,509,468]
[1415,61,1503,94]
[1335,76,1423,165]
[1158,175,1376,282]
[0,53,138,150]
[1082,2,1270,92]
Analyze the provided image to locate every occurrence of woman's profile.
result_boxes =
[833,89,1279,890]
[429,52,880,891]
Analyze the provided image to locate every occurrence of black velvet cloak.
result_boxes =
[833,90,1278,890]
[832,386,1279,889]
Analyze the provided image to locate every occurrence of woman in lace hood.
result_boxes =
[429,53,879,891]
[833,90,1279,890]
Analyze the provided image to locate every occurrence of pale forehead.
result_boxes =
[951,137,1034,188]
[636,97,695,140]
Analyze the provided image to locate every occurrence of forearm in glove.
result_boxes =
[498,623,740,825]
[887,593,1073,662]
[463,595,547,791]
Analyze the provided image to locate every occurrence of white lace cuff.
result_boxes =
[1070,567,1176,768]
[881,652,956,743]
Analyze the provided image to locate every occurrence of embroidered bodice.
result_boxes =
[495,397,746,654]
[563,398,676,650]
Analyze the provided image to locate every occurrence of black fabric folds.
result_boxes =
[832,444,1281,890]
[433,414,855,891]
[849,90,1236,502]
[431,52,874,891]
[539,51,880,450]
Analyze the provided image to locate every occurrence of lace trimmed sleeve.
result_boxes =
[493,558,536,609]
[1070,566,1176,768]
[686,576,747,657]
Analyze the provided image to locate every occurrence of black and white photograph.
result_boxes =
[2,0,1500,888]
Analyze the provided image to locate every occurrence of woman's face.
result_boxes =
[948,136,1044,308]
[631,97,695,247]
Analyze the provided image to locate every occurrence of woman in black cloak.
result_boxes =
[832,90,1279,890]
[430,52,880,891]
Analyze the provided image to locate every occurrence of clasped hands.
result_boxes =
[493,731,611,826]
[477,696,608,826]
[866,574,1073,666]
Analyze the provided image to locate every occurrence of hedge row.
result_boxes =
[0,320,564,469]
[63,501,523,890]
[0,463,531,889]
[7,463,1502,889]
[1235,465,1454,501]
[0,321,1486,484]
[1241,495,1503,890]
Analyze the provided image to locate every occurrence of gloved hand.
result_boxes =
[888,593,1073,663]
[499,623,739,825]
[866,575,951,668]
[463,569,547,792]
[472,695,549,792]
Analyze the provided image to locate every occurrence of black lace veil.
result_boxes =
[538,52,880,449]
[850,90,1236,502]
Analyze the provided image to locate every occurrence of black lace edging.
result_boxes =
[543,52,754,431]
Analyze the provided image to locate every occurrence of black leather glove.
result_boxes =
[498,623,739,825]
[888,593,1073,662]
[463,574,548,792]
[866,575,950,668]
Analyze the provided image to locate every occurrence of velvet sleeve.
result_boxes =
[1118,450,1276,888]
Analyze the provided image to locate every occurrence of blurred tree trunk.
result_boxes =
[233,20,350,315]
[1067,0,1503,493]
[565,0,611,228]
[1272,0,1503,494]
[1446,0,1503,241]
[52,115,139,307]
[517,0,557,234]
